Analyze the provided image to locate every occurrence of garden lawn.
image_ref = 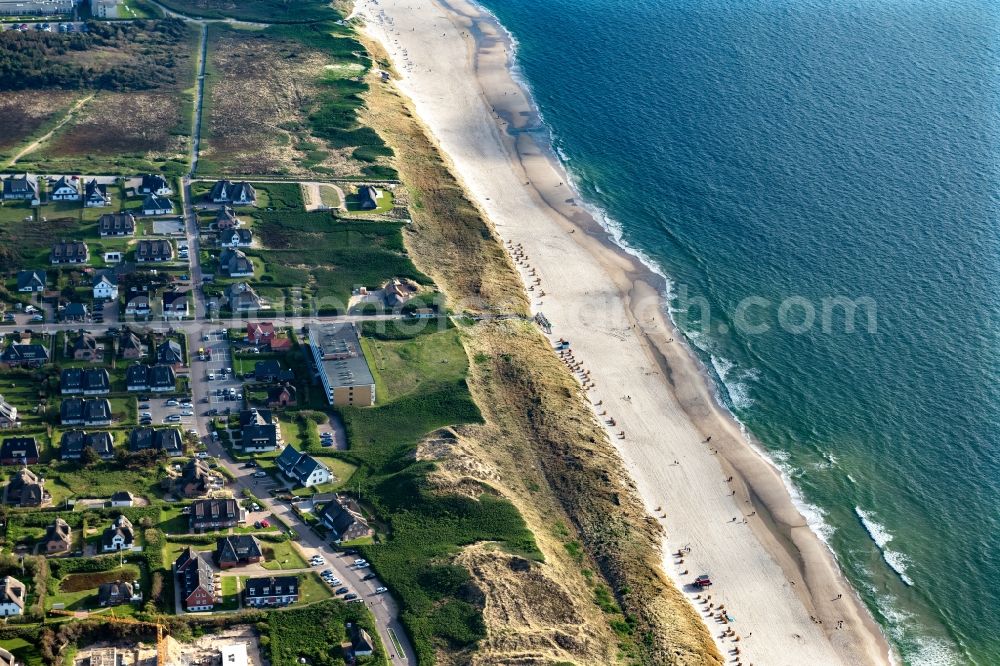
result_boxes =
[260,540,307,570]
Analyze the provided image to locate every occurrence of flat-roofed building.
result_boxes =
[308,324,374,406]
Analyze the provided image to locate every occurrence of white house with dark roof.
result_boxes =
[275,444,331,488]
[83,179,111,207]
[49,175,80,200]
[139,174,172,196]
[2,175,38,203]
[93,273,118,300]
[141,194,173,216]
[16,270,45,293]
[0,576,25,616]
[209,180,256,205]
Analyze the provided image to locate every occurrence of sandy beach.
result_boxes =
[358,0,893,663]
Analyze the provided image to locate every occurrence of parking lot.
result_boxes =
[138,395,196,428]
[196,329,245,415]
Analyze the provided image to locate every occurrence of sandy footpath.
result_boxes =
[358,0,893,663]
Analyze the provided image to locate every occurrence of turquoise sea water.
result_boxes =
[475,0,1000,663]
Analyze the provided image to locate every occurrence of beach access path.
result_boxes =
[358,0,893,664]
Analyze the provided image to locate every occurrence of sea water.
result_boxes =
[476,0,1000,662]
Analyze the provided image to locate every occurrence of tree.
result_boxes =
[81,446,100,467]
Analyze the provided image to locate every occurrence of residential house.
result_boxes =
[0,576,25,617]
[174,548,218,612]
[189,498,244,532]
[60,367,110,395]
[0,647,14,666]
[220,228,252,248]
[49,175,79,201]
[104,251,123,263]
[254,360,292,383]
[275,445,331,488]
[71,333,102,361]
[128,427,183,456]
[0,342,48,368]
[177,458,218,498]
[119,329,144,359]
[61,302,89,323]
[126,363,176,392]
[238,409,280,452]
[244,576,298,608]
[40,518,72,554]
[214,207,241,230]
[208,180,256,206]
[16,269,45,293]
[98,212,135,237]
[2,175,38,203]
[155,339,184,366]
[84,179,111,207]
[308,324,375,406]
[98,581,134,607]
[110,491,135,507]
[349,624,375,658]
[124,292,151,319]
[357,185,381,210]
[0,437,38,465]
[225,282,264,312]
[139,174,172,196]
[136,239,173,263]
[319,495,373,542]
[60,430,114,461]
[0,343,48,368]
[267,384,297,408]
[100,514,134,552]
[0,397,18,429]
[140,194,173,216]
[5,467,49,507]
[161,290,189,319]
[215,535,263,569]
[93,273,118,300]
[50,240,89,265]
[60,398,113,426]
[219,248,254,277]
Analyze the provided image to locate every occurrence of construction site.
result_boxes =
[71,626,262,666]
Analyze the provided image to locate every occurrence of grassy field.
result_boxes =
[361,325,468,403]
[47,564,141,612]
[197,22,395,179]
[9,20,198,176]
[260,540,307,571]
[249,213,430,311]
[219,574,239,611]
[0,91,82,161]
[0,638,42,666]
[155,0,339,22]
[262,599,385,666]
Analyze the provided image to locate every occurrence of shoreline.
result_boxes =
[358,0,893,663]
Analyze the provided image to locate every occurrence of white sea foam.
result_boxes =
[855,507,915,586]
[863,580,960,666]
[709,354,756,410]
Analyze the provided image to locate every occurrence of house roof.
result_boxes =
[190,498,240,524]
[50,240,89,261]
[310,324,374,390]
[267,384,296,403]
[64,303,88,318]
[98,212,136,234]
[178,550,215,602]
[244,575,298,598]
[42,518,71,546]
[276,445,328,485]
[16,270,45,291]
[239,408,272,427]
[61,367,109,392]
[216,535,262,563]
[0,576,25,610]
[98,581,134,605]
[319,496,369,538]
[84,179,108,201]
[247,322,275,339]
[111,491,134,502]
[3,175,37,197]
[215,207,239,225]
[220,248,253,275]
[93,273,117,288]
[60,398,112,423]
[141,174,169,191]
[128,427,182,454]
[0,437,38,461]
[156,340,183,364]
[162,290,188,310]
[72,333,98,353]
[136,239,173,261]
[101,515,134,549]
[0,343,48,363]
[142,194,172,211]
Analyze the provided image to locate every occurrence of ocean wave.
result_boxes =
[758,446,836,544]
[864,580,960,666]
[709,354,756,410]
[855,507,915,586]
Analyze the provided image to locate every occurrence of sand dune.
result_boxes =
[358,0,893,663]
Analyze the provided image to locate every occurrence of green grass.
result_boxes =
[263,600,385,666]
[345,188,394,214]
[219,575,239,611]
[254,183,304,211]
[0,638,43,666]
[260,540,307,571]
[295,572,334,605]
[361,326,468,403]
[155,0,341,22]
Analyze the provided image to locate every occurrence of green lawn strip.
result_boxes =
[0,638,43,666]
[259,540,307,571]
[261,599,386,665]
[219,575,239,611]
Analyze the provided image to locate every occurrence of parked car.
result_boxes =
[165,414,181,422]
[335,587,348,595]
[361,573,376,581]
[375,587,388,594]
[138,403,150,410]
[344,593,358,601]
[166,399,179,407]
[253,471,267,478]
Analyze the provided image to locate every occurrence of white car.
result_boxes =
[196,452,209,459]
[166,399,179,407]
[375,587,388,594]
[180,410,194,416]
[253,471,267,478]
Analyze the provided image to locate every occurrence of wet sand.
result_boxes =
[358,0,893,663]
